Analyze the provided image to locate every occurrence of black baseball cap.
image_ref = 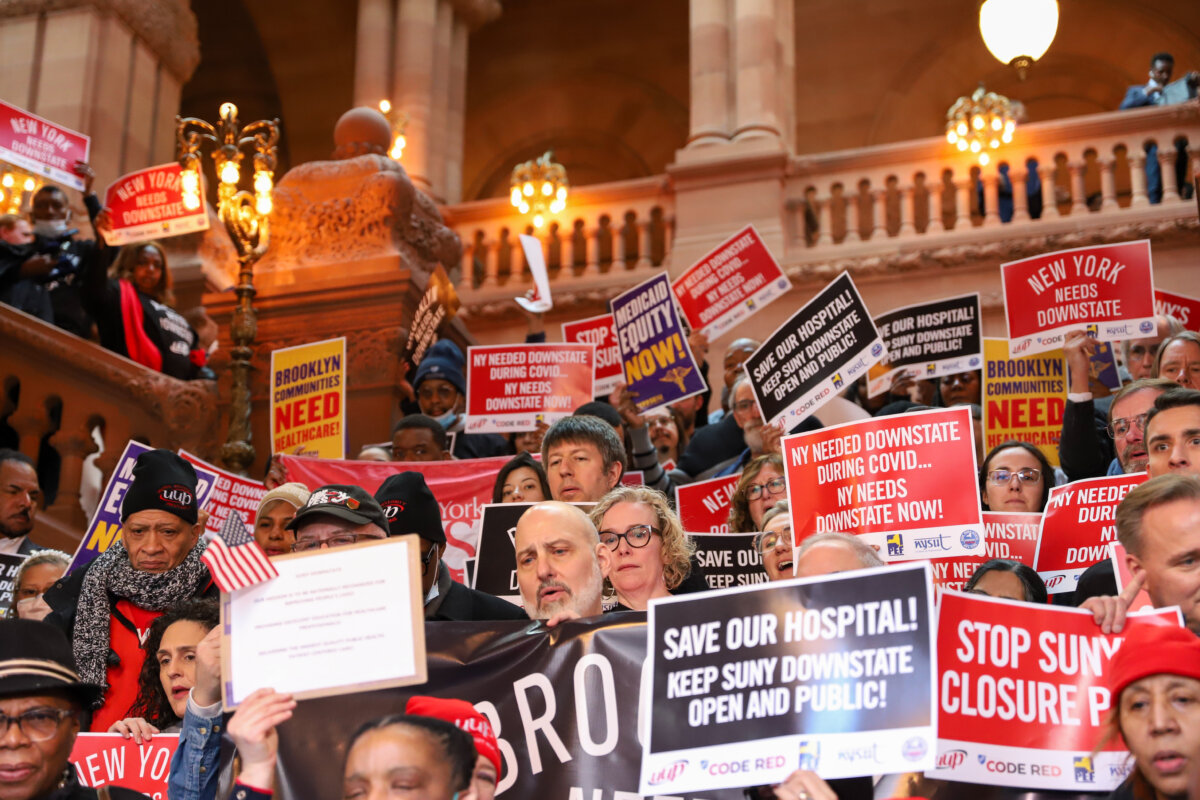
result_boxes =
[287,484,389,535]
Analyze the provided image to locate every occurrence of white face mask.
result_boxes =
[16,594,51,622]
[32,218,70,238]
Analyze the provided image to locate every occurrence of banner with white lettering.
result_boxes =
[70,733,179,798]
[464,343,594,433]
[688,532,767,591]
[0,553,27,618]
[867,294,983,398]
[676,474,739,533]
[641,562,936,794]
[930,512,1041,593]
[0,99,90,189]
[101,162,209,245]
[1155,288,1200,332]
[562,312,623,396]
[473,502,527,605]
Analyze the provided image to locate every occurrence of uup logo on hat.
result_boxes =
[158,485,194,508]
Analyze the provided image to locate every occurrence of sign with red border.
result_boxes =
[102,162,209,245]
[464,343,594,433]
[562,313,622,396]
[0,99,90,190]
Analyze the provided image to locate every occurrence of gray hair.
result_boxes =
[794,532,884,569]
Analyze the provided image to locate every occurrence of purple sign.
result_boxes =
[610,273,706,413]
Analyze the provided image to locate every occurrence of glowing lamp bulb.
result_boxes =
[519,202,530,214]
[0,190,5,202]
[956,122,968,137]
[541,181,552,196]
[522,182,533,197]
[972,115,984,130]
[946,130,958,144]
[219,102,238,120]
[256,194,272,215]
[253,171,272,193]
[389,135,405,160]
[181,170,200,194]
[533,214,544,228]
[1004,120,1016,134]
[979,152,991,166]
[989,139,1000,149]
[550,198,565,213]
[1,175,11,188]
[378,99,391,114]
[23,178,35,192]
[956,138,969,152]
[1001,131,1013,143]
[182,193,201,211]
[220,161,239,185]
[510,187,522,206]
[556,186,567,201]
[970,140,982,153]
[991,117,1003,131]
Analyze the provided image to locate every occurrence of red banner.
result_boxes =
[70,733,179,798]
[676,474,739,533]
[930,511,1041,593]
[783,406,984,560]
[562,313,622,396]
[102,162,209,245]
[180,450,267,538]
[0,99,90,190]
[464,343,594,434]
[1001,240,1156,357]
[930,591,1180,790]
[1155,288,1200,332]
[1033,472,1147,594]
[671,225,791,339]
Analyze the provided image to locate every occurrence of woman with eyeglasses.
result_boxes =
[978,440,1053,513]
[588,485,695,611]
[755,502,793,581]
[727,454,786,533]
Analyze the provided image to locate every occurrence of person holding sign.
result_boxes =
[413,339,510,460]
[979,440,1053,513]
[1118,475,1200,633]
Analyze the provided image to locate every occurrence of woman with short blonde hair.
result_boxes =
[589,485,695,610]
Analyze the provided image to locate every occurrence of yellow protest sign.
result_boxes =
[270,338,346,458]
[982,337,1066,466]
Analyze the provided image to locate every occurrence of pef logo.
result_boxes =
[832,372,844,389]
[1086,324,1099,338]
[887,533,904,557]
[960,529,980,550]
[1074,756,1095,783]
[901,737,928,762]
[1139,319,1154,334]
[798,740,821,771]
[937,749,967,770]
[871,343,884,357]
[647,759,688,787]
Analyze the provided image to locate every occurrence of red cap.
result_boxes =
[1110,619,1200,699]
[405,695,502,777]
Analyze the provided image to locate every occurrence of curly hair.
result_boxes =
[126,598,219,729]
[110,241,174,306]
[588,485,694,591]
[726,453,784,533]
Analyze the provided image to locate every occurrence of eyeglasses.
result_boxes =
[0,707,75,742]
[598,524,659,550]
[732,399,758,414]
[1108,413,1148,439]
[746,476,786,500]
[986,468,1041,486]
[758,525,793,554]
[291,533,372,552]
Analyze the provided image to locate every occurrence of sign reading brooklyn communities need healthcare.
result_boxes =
[640,562,936,795]
[269,338,346,458]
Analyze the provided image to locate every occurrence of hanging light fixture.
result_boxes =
[0,167,43,214]
[979,0,1059,78]
[945,85,1017,166]
[509,151,568,229]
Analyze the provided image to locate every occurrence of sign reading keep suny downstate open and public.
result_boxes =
[640,562,936,795]
[269,338,346,458]
[867,293,982,398]
[102,162,209,246]
[464,343,594,434]
[1001,240,1156,357]
[0,99,90,190]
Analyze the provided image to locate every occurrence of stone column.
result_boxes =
[927,182,945,233]
[982,176,1001,227]
[1011,172,1030,222]
[393,0,438,194]
[444,18,469,203]
[958,180,974,228]
[688,0,731,146]
[844,191,862,242]
[354,0,393,106]
[873,189,889,238]
[1129,155,1150,207]
[1070,163,1089,215]
[816,196,833,246]
[1038,165,1064,218]
[897,185,916,237]
[1099,160,1119,211]
[1158,148,1181,202]
[46,420,98,529]
[733,0,783,140]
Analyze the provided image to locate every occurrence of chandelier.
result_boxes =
[0,168,41,215]
[509,151,568,229]
[978,0,1058,78]
[945,85,1017,166]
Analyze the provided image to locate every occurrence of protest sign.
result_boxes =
[562,312,622,396]
[745,272,885,429]
[180,450,267,537]
[931,590,1181,790]
[783,406,984,560]
[610,273,706,412]
[982,338,1065,467]
[621,469,644,486]
[867,294,983,398]
[0,99,90,189]
[689,532,766,591]
[1001,240,1156,357]
[1156,288,1200,331]
[515,234,552,312]
[1033,473,1148,594]
[404,265,460,366]
[0,553,27,618]
[1110,542,1153,612]
[70,733,179,797]
[671,225,791,339]
[676,474,739,533]
[222,536,425,707]
[1088,341,1122,394]
[269,337,346,458]
[464,343,594,434]
[472,502,527,605]
[929,512,1041,593]
[641,562,936,794]
[101,162,209,246]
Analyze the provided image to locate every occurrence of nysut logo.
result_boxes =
[1074,755,1095,783]
[647,759,688,786]
[960,529,980,550]
[887,533,904,557]
[798,740,820,771]
[901,737,928,762]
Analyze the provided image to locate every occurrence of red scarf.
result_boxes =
[118,279,162,371]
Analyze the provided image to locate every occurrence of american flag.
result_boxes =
[201,511,278,592]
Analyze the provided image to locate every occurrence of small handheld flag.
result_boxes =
[201,511,278,592]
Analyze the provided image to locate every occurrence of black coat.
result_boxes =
[427,575,528,622]
[40,765,148,799]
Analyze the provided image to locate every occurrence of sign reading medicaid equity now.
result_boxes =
[982,338,1066,467]
[610,273,707,413]
[562,312,623,396]
[0,99,90,190]
[931,591,1182,791]
[783,406,984,560]
[101,162,209,245]
[180,450,267,537]
[671,225,792,339]
[464,343,594,434]
[1033,473,1148,594]
[1156,288,1200,332]
[867,294,982,398]
[688,532,767,591]
[1001,240,1156,357]
[640,562,936,795]
[269,337,346,458]
[676,474,740,533]
[929,512,1041,594]
[745,272,885,429]
[70,733,180,797]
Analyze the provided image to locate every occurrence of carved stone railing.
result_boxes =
[0,304,219,550]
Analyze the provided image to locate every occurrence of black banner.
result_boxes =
[0,553,26,619]
[689,533,766,591]
[868,294,982,398]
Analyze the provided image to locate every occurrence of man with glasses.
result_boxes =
[703,375,784,480]
[1145,388,1200,478]
[286,484,390,553]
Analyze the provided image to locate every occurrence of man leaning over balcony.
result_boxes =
[1119,52,1199,203]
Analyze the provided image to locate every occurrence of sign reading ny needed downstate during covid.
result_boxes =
[782,406,984,560]
[562,312,623,395]
[180,450,267,537]
[464,343,594,433]
[0,99,90,189]
[867,294,982,398]
[671,225,791,339]
[102,162,209,246]
[270,337,346,458]
[641,562,936,795]
[930,512,1041,593]
[982,338,1065,467]
[1001,240,1156,357]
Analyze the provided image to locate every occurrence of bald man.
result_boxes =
[513,502,605,623]
[794,532,885,578]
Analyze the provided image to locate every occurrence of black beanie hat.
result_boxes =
[120,449,199,524]
[374,472,446,544]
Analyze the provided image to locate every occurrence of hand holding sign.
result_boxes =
[227,688,296,789]
[1081,569,1147,635]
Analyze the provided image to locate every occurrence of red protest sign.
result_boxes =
[70,733,179,798]
[464,343,594,434]
[931,591,1180,791]
[1001,240,1156,357]
[562,313,622,395]
[102,162,209,246]
[930,512,1041,593]
[676,474,739,533]
[671,225,791,339]
[783,406,984,560]
[0,99,90,190]
[1155,288,1200,332]
[1110,541,1153,612]
[1033,472,1148,594]
[180,450,267,538]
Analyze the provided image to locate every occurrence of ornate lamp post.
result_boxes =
[176,103,280,473]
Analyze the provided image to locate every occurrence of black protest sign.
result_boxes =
[473,502,526,604]
[690,533,767,591]
[0,553,26,618]
[867,294,983,398]
[746,272,884,429]
[641,562,936,795]
[404,265,461,366]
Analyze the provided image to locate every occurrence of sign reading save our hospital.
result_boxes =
[269,338,346,458]
[102,162,209,246]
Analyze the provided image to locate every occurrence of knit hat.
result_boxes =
[257,482,311,518]
[374,472,445,544]
[286,484,389,536]
[121,449,198,524]
[413,339,466,395]
[0,618,103,707]
[1110,619,1200,699]
[405,695,502,777]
